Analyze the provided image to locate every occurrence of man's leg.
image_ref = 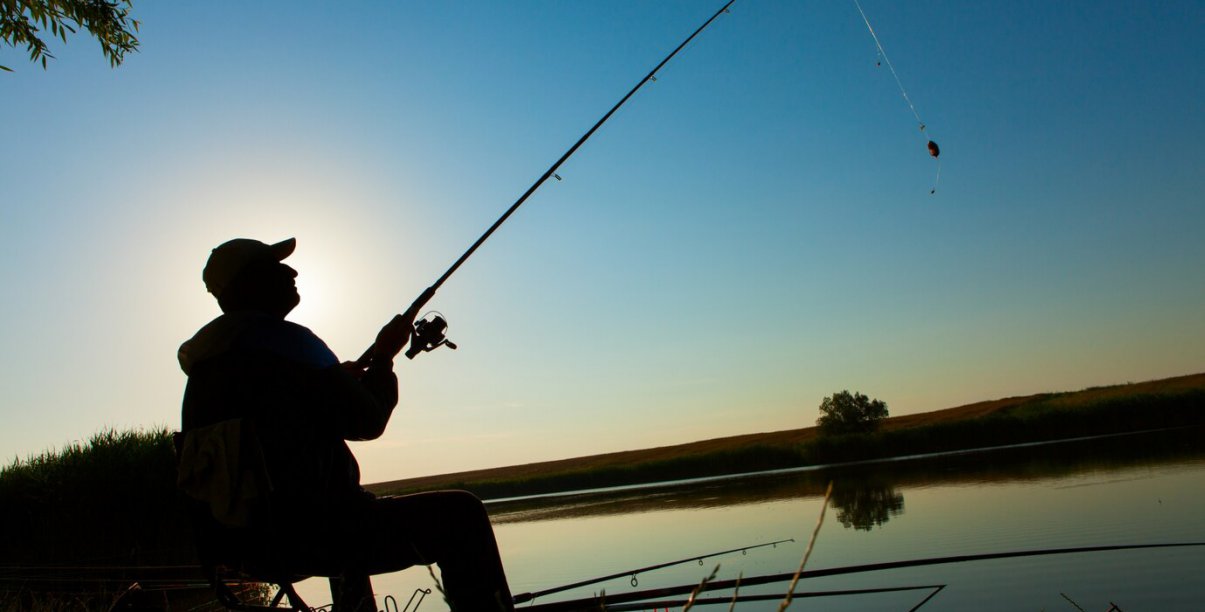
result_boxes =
[352,490,514,611]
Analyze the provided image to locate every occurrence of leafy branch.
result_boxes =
[1,0,140,72]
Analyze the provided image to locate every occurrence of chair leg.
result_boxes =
[278,582,309,611]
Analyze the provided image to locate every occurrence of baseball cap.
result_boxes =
[203,237,296,298]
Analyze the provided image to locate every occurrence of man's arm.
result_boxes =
[322,287,434,440]
[361,286,437,366]
[318,361,398,441]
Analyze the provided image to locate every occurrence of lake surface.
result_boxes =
[295,428,1205,610]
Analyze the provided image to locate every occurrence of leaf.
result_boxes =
[0,65,12,72]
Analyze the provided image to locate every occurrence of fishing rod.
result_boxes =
[357,0,737,366]
[512,538,793,605]
[601,584,947,612]
[520,541,1205,610]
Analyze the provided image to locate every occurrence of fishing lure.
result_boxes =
[853,0,942,194]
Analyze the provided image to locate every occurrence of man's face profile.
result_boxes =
[222,258,300,318]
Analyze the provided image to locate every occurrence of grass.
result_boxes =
[0,427,191,567]
[0,428,203,610]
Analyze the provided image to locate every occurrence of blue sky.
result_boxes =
[2,1,1203,482]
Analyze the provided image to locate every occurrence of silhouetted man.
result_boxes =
[177,237,514,611]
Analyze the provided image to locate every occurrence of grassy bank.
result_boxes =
[0,427,201,610]
[798,385,1205,465]
[371,373,1205,499]
[0,428,190,567]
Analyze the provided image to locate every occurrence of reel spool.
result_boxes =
[406,312,457,359]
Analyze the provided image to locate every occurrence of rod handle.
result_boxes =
[356,286,437,367]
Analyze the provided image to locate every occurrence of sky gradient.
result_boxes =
[2,1,1203,483]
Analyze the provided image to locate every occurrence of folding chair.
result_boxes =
[174,429,313,611]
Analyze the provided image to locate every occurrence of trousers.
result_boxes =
[285,490,514,611]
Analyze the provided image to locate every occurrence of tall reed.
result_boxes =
[0,427,192,566]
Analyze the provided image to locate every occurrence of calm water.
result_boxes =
[296,428,1205,610]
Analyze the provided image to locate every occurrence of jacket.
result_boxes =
[178,312,397,525]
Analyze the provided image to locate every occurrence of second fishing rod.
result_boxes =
[356,0,737,367]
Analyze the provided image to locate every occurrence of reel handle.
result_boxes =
[405,313,456,359]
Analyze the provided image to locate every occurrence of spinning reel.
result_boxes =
[405,312,457,359]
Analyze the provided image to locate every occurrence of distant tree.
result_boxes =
[816,390,888,436]
[1,0,139,72]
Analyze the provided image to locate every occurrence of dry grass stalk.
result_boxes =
[777,481,834,611]
[727,572,743,612]
[681,564,720,611]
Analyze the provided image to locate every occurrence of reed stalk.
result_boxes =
[727,572,742,612]
[778,481,833,611]
[426,565,450,610]
[681,564,719,612]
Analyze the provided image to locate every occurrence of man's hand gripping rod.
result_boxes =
[356,286,445,367]
[356,0,736,367]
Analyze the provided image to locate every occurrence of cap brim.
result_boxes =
[270,238,296,261]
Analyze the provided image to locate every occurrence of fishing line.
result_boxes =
[852,0,942,194]
[853,0,922,128]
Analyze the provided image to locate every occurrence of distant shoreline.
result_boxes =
[366,372,1205,500]
[481,425,1192,506]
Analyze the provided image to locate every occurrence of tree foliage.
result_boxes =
[1,0,139,72]
[816,390,889,436]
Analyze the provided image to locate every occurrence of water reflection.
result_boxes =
[830,480,904,531]
[489,427,1205,524]
[297,427,1205,609]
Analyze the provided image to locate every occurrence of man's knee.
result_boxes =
[374,490,491,531]
[435,489,490,523]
